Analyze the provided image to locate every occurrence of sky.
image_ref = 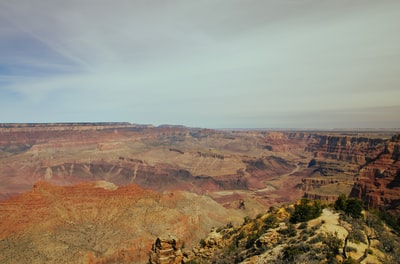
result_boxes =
[0,0,400,129]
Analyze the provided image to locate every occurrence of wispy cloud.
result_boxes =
[0,0,399,128]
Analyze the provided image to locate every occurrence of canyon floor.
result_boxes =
[0,123,398,263]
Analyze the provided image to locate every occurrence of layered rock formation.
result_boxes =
[0,123,397,211]
[1,123,399,263]
[0,181,245,264]
[305,134,386,165]
[0,123,308,207]
[351,133,400,214]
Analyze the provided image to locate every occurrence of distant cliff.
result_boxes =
[305,134,386,165]
[350,133,400,214]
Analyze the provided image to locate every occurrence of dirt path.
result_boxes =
[310,209,348,241]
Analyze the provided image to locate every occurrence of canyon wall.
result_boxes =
[350,133,400,214]
[305,134,386,165]
[0,123,397,211]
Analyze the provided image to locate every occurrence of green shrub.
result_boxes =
[298,222,308,230]
[345,198,363,218]
[322,232,343,260]
[348,229,366,244]
[309,233,324,244]
[378,210,400,233]
[245,232,260,249]
[281,245,303,262]
[243,216,252,225]
[334,194,347,211]
[268,206,275,213]
[290,198,322,223]
[301,234,309,241]
[281,243,310,262]
[279,223,297,237]
[334,195,363,218]
[263,214,277,228]
[199,238,206,247]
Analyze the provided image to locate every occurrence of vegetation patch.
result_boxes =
[290,198,322,223]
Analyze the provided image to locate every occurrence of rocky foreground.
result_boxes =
[176,205,400,264]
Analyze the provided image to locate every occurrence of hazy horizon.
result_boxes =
[1,1,400,129]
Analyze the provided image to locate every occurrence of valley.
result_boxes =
[0,123,399,263]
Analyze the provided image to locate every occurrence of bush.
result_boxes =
[290,198,322,223]
[334,194,347,211]
[245,232,260,249]
[282,245,302,262]
[281,243,310,262]
[199,239,206,247]
[279,223,297,237]
[298,222,308,230]
[334,195,363,218]
[309,233,324,244]
[345,198,363,218]
[348,229,366,244]
[268,206,276,213]
[243,216,252,225]
[378,210,400,233]
[301,234,309,241]
[263,214,277,229]
[322,232,343,260]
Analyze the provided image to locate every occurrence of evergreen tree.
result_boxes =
[345,198,363,218]
[334,193,347,211]
[290,198,322,223]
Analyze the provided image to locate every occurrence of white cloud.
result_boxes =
[0,0,399,127]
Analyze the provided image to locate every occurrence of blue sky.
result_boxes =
[1,0,400,128]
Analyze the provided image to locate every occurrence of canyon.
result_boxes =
[0,123,398,263]
[351,133,400,214]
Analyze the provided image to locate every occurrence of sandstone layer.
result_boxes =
[0,181,246,264]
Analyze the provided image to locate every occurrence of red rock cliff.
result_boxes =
[350,133,400,214]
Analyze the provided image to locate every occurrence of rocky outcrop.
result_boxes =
[149,236,183,264]
[191,228,226,260]
[350,133,400,214]
[185,202,400,264]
